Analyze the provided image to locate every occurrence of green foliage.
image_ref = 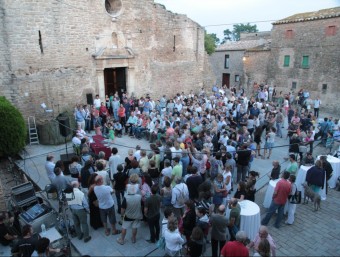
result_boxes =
[204,32,220,55]
[0,97,26,156]
[222,23,258,42]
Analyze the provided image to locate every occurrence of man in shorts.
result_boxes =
[116,185,143,245]
[94,176,121,236]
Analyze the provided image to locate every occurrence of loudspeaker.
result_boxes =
[60,153,77,175]
[57,116,71,137]
[86,93,93,105]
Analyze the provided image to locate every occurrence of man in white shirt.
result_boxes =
[94,176,121,236]
[134,145,142,161]
[108,147,124,182]
[313,98,321,118]
[93,94,101,110]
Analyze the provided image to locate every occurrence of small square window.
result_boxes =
[326,26,336,36]
[302,56,309,68]
[235,75,240,82]
[284,55,290,67]
[224,55,230,69]
[292,82,297,89]
[285,30,293,39]
[322,84,327,94]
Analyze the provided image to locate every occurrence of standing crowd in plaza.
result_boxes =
[2,83,339,257]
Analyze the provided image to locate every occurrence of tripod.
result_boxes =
[56,191,74,257]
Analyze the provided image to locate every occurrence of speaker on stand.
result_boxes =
[57,115,71,162]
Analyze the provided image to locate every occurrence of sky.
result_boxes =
[154,0,340,40]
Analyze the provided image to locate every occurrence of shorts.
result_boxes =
[122,219,141,229]
[265,142,274,149]
[100,205,116,224]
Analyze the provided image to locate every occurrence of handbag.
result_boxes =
[157,236,166,250]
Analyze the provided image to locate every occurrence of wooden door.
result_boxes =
[222,73,230,88]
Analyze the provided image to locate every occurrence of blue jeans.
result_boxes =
[276,122,282,137]
[261,201,285,228]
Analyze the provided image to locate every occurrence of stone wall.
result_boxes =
[0,0,214,121]
[243,50,271,93]
[268,17,340,112]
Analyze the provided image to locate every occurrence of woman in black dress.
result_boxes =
[87,173,103,230]
[233,181,246,201]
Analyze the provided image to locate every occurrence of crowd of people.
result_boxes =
[2,84,339,257]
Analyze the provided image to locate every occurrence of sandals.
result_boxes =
[112,230,121,235]
[105,229,110,236]
[131,237,136,244]
[117,238,125,245]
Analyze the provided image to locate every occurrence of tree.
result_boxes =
[233,23,258,41]
[204,32,220,55]
[0,97,26,156]
[221,23,258,42]
[221,28,233,43]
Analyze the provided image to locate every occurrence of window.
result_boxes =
[235,75,240,82]
[283,55,290,67]
[224,55,230,69]
[322,84,327,94]
[292,82,297,89]
[326,26,336,36]
[285,30,293,39]
[302,56,309,68]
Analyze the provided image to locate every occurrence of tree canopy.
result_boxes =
[222,23,258,43]
[0,97,26,156]
[204,32,220,55]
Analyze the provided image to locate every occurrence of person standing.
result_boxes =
[285,175,297,225]
[108,147,124,183]
[228,199,241,241]
[144,185,162,244]
[221,231,249,257]
[112,164,128,215]
[247,226,276,257]
[306,160,325,193]
[320,155,333,194]
[209,204,230,257]
[94,176,121,236]
[235,144,251,182]
[286,154,298,175]
[313,98,321,118]
[116,184,142,245]
[66,181,91,243]
[261,171,291,229]
[45,154,56,182]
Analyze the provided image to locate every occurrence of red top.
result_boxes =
[118,107,125,117]
[221,241,249,257]
[273,178,291,205]
[99,105,108,116]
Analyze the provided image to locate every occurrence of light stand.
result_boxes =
[46,184,73,257]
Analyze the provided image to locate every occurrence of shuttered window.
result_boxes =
[283,55,290,67]
[302,56,309,68]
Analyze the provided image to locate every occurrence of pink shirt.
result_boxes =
[252,234,276,257]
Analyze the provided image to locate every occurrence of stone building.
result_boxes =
[265,7,340,113]
[0,0,214,121]
[210,7,340,112]
[210,32,271,89]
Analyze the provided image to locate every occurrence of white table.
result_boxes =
[263,179,279,208]
[238,200,261,241]
[322,155,340,188]
[39,227,63,243]
[296,165,326,200]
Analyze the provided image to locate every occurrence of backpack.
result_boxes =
[176,185,187,205]
[289,184,301,204]
[210,158,223,179]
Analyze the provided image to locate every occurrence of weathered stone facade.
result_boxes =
[210,32,271,89]
[210,8,340,112]
[0,0,214,121]
[266,8,340,112]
